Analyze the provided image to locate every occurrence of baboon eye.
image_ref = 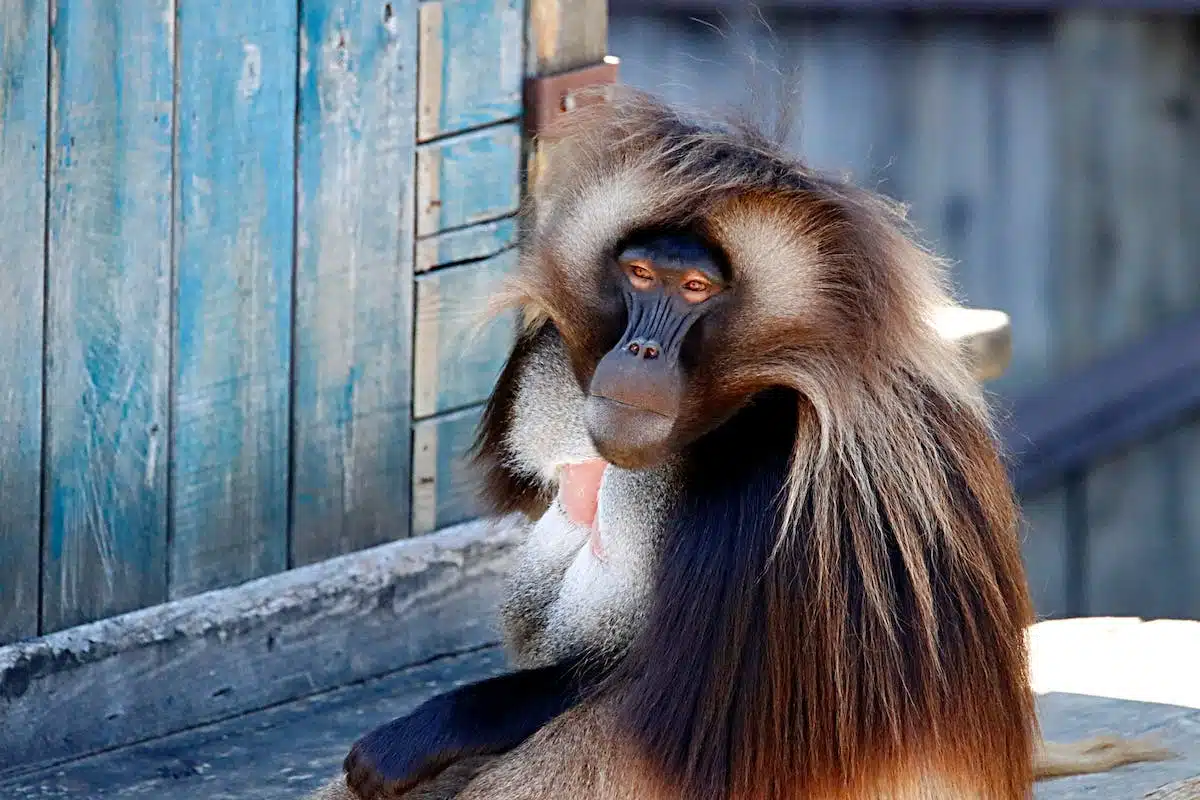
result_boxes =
[680,273,718,303]
[624,261,656,289]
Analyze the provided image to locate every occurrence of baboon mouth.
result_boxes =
[558,459,610,558]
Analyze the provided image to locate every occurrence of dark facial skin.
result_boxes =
[584,231,728,469]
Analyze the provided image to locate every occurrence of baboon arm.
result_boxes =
[343,659,600,800]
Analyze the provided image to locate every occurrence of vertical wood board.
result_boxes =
[1054,13,1200,369]
[0,0,48,643]
[42,0,173,633]
[900,19,999,313]
[171,1,297,597]
[785,15,907,193]
[989,26,1055,395]
[416,122,522,236]
[1055,14,1200,620]
[527,0,607,76]
[415,217,517,273]
[413,249,520,419]
[417,0,524,141]
[291,0,418,567]
[411,405,486,535]
[607,12,751,117]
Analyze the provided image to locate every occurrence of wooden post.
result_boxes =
[524,0,611,191]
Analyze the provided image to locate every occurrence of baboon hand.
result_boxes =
[343,701,461,800]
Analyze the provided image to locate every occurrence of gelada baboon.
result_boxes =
[309,89,1170,800]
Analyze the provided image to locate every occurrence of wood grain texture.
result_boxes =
[527,0,607,75]
[415,216,517,273]
[1055,14,1200,620]
[41,0,173,633]
[901,18,998,313]
[1054,13,1200,369]
[0,647,511,798]
[0,518,522,775]
[411,405,486,535]
[171,1,296,597]
[990,23,1056,395]
[290,0,418,567]
[417,0,525,141]
[0,0,48,644]
[416,122,522,236]
[784,15,906,191]
[413,250,520,418]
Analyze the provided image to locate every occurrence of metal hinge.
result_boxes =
[524,56,621,138]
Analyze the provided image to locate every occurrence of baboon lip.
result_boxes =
[558,459,610,558]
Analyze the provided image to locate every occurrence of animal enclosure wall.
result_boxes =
[609,5,1200,622]
[0,0,608,647]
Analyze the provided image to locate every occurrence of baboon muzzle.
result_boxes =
[585,290,701,469]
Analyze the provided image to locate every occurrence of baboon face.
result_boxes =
[576,227,733,469]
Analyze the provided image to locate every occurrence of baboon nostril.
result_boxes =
[644,346,658,359]
[628,342,640,355]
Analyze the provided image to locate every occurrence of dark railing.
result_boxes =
[999,311,1200,497]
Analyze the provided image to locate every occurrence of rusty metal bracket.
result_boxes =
[524,56,620,138]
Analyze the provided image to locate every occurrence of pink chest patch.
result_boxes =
[558,459,610,558]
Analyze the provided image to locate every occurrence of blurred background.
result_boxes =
[609,4,1200,624]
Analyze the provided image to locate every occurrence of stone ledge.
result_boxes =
[0,517,523,778]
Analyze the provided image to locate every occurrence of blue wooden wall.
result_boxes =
[0,0,526,645]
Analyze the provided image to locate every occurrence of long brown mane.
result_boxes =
[492,88,1038,799]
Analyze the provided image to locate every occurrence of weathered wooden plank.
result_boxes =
[990,21,1055,395]
[785,16,906,190]
[412,405,486,535]
[0,518,522,776]
[415,216,517,273]
[0,647,511,798]
[290,0,418,568]
[0,0,48,644]
[416,122,522,237]
[527,0,607,76]
[417,0,524,141]
[413,250,520,419]
[606,11,749,115]
[1055,14,1200,620]
[1054,13,1200,369]
[172,1,296,597]
[525,0,608,191]
[901,19,999,314]
[41,0,173,633]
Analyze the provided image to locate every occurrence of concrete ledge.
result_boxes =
[0,518,523,778]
